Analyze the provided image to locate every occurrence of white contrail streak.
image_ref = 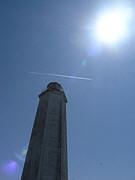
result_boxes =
[28,72,92,81]
[15,153,25,162]
[15,146,28,162]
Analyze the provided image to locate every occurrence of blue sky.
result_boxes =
[0,0,135,180]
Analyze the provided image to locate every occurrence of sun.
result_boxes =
[95,7,132,44]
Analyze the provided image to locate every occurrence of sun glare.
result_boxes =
[95,7,132,44]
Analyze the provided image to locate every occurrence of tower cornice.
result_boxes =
[39,82,67,103]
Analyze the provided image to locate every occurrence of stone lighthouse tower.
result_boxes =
[21,82,68,180]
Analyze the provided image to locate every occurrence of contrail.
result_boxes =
[15,153,25,162]
[29,72,92,81]
[15,146,27,162]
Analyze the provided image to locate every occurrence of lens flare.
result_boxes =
[2,161,18,175]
